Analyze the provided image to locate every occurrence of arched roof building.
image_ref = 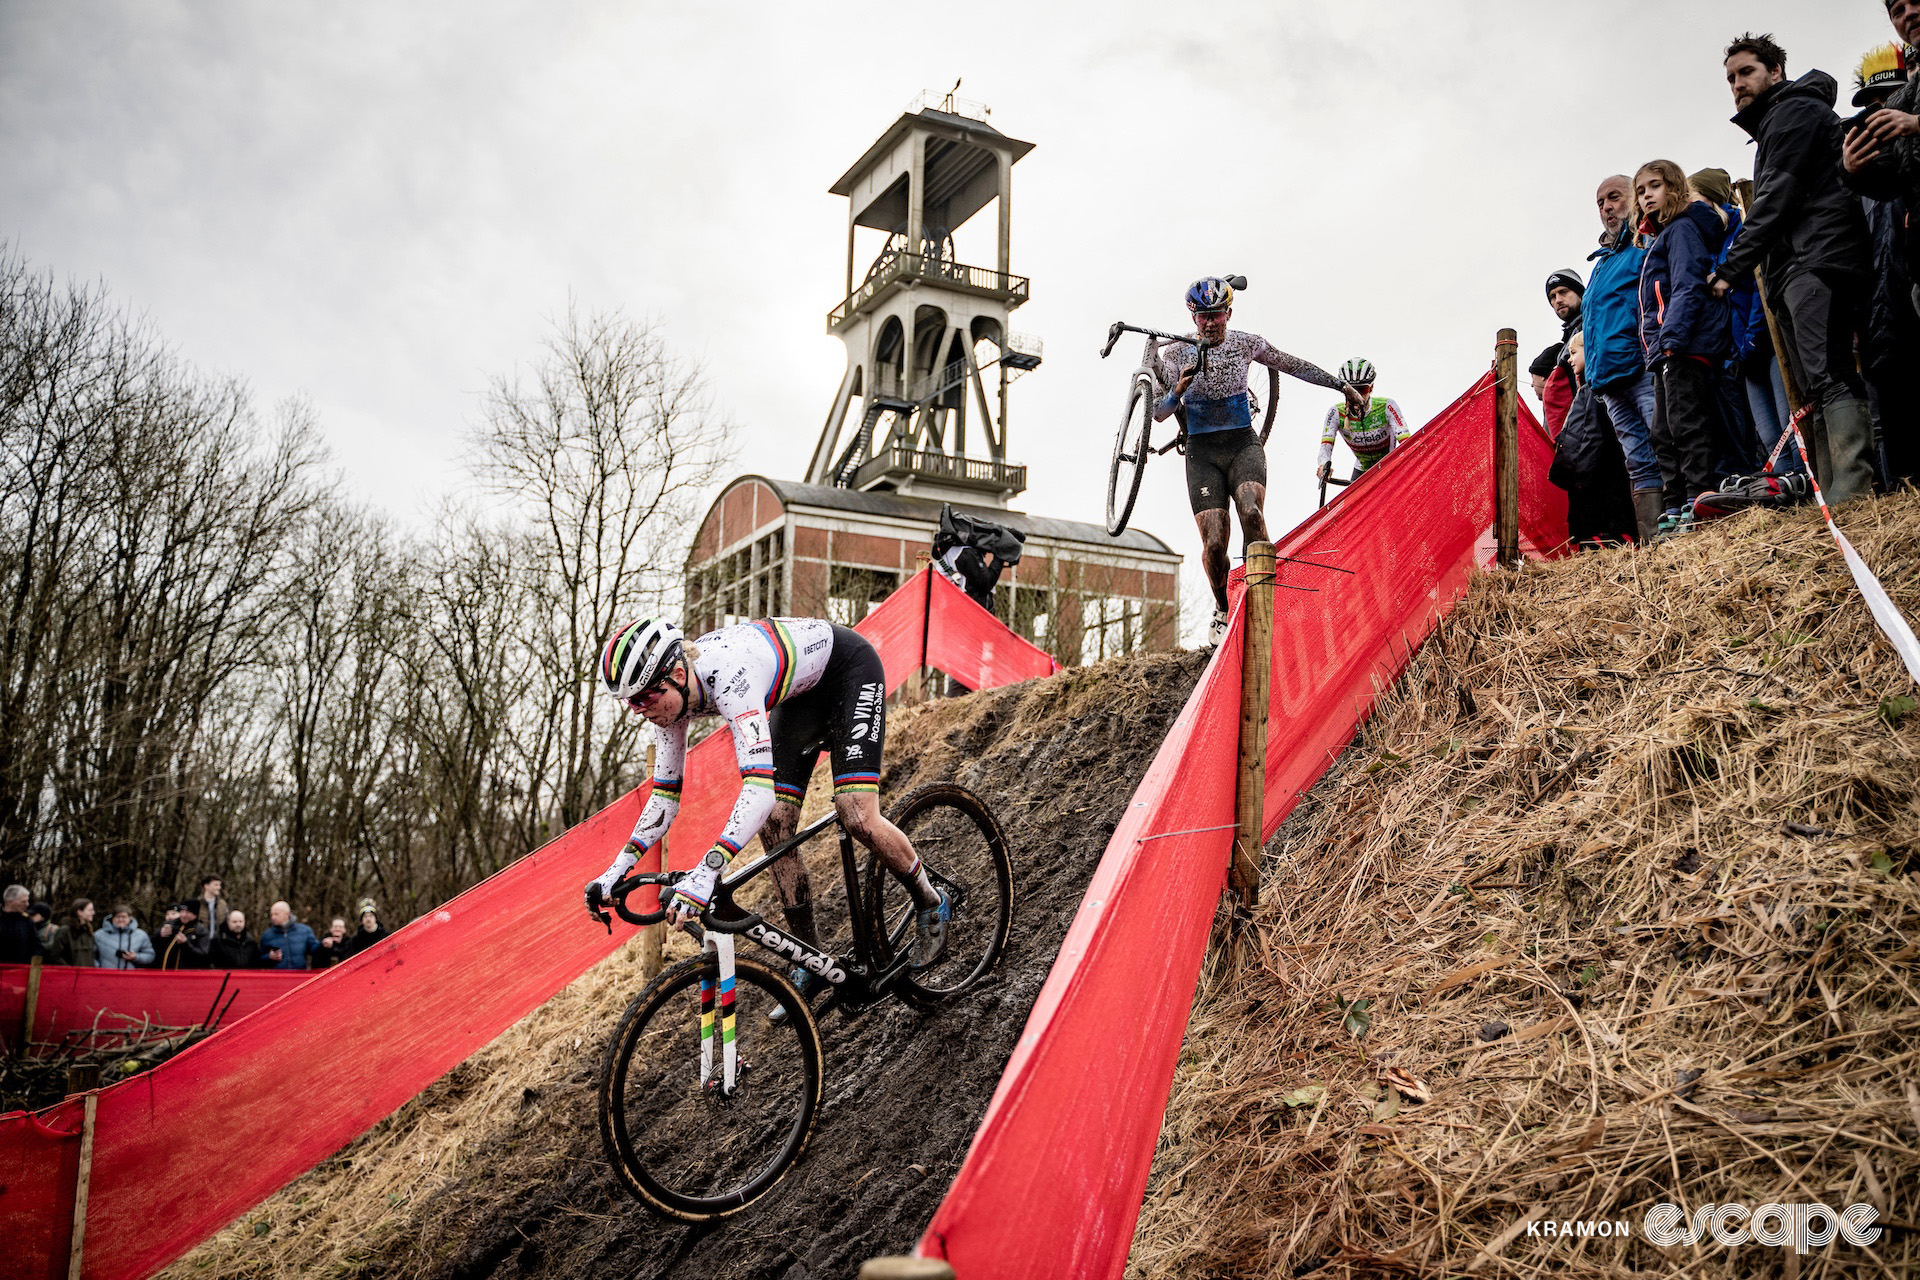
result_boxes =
[684,476,1180,667]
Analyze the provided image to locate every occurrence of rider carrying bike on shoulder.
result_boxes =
[1316,358,1409,483]
[583,616,951,988]
[1156,277,1365,646]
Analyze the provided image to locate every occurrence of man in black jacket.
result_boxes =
[1843,4,1920,487]
[1710,33,1877,505]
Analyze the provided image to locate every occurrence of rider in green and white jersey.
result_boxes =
[1316,358,1410,481]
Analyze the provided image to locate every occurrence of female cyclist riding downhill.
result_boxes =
[584,616,951,987]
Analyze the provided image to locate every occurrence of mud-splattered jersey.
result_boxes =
[625,617,837,860]
[1152,330,1346,433]
[1318,396,1410,466]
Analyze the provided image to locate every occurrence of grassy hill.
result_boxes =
[1131,496,1920,1279]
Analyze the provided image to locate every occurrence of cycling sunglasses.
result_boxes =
[627,676,674,710]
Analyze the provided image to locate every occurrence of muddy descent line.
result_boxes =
[314,650,1206,1280]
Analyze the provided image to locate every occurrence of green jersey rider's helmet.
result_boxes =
[1340,357,1377,388]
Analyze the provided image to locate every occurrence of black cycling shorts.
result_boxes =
[1184,427,1267,514]
[769,624,887,803]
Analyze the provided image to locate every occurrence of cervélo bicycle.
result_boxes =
[588,782,1011,1221]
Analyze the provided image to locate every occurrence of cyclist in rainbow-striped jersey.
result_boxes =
[584,616,950,987]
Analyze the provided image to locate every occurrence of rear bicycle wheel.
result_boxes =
[598,955,823,1221]
[1258,366,1279,445]
[865,783,1013,1009]
[1107,379,1154,536]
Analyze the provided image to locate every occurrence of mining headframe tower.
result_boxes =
[685,92,1181,666]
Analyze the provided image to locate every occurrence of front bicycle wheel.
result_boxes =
[598,955,823,1221]
[1107,379,1153,536]
[865,783,1013,1010]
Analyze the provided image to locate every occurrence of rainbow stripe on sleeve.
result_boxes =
[833,771,881,796]
[751,618,797,706]
[651,776,682,802]
[740,765,775,792]
[773,780,806,803]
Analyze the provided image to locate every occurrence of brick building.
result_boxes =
[684,476,1181,667]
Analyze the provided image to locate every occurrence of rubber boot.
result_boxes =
[1802,410,1834,491]
[1632,489,1664,547]
[1821,398,1877,506]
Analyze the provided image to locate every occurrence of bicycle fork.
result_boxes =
[697,930,739,1095]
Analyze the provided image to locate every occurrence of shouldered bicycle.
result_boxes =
[589,782,1012,1221]
[1098,274,1277,537]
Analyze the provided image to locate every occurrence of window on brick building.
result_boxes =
[827,566,896,625]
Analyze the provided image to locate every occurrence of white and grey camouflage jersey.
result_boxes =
[1152,330,1346,433]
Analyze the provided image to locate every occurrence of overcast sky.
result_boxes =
[1,1,1897,636]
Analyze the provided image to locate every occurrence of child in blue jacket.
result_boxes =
[1634,159,1734,529]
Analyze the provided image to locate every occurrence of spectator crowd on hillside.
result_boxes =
[1535,20,1919,549]
[0,879,391,971]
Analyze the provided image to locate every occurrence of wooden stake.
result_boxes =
[22,954,43,1049]
[1733,180,1804,415]
[640,742,664,980]
[1494,328,1520,569]
[858,1258,955,1280]
[68,1089,98,1280]
[1231,541,1276,905]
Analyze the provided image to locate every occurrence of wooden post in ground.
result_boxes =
[640,743,664,980]
[66,1064,100,1097]
[1230,541,1276,906]
[859,1258,955,1280]
[22,954,43,1049]
[67,1088,99,1280]
[1493,328,1521,569]
[1734,180,1805,415]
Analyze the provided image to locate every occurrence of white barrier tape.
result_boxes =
[1785,411,1920,684]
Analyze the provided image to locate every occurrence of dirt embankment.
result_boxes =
[170,647,1205,1280]
[1131,497,1920,1279]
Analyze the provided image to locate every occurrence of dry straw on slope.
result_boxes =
[1132,495,1920,1280]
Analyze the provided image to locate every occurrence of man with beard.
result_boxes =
[1712,32,1876,504]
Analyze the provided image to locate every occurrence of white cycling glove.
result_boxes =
[584,846,641,919]
[667,847,729,918]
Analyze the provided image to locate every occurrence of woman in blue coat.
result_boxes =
[1634,159,1735,529]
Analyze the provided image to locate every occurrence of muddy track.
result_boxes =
[354,650,1206,1280]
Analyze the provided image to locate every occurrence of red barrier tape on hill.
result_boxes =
[0,966,311,1053]
[0,567,1051,1280]
[925,570,1061,690]
[919,375,1568,1277]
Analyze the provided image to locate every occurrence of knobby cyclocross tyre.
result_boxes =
[1258,366,1279,445]
[1107,379,1153,537]
[864,783,1014,1011]
[598,954,823,1221]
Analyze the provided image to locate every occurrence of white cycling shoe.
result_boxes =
[1207,609,1228,649]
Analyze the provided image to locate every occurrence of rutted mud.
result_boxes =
[175,649,1204,1280]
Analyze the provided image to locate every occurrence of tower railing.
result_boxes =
[827,254,1030,332]
[850,447,1027,495]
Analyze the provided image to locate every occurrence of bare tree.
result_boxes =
[472,304,735,841]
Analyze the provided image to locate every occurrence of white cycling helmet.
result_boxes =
[600,617,685,702]
[1339,357,1377,387]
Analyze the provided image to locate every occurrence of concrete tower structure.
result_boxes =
[804,91,1041,508]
